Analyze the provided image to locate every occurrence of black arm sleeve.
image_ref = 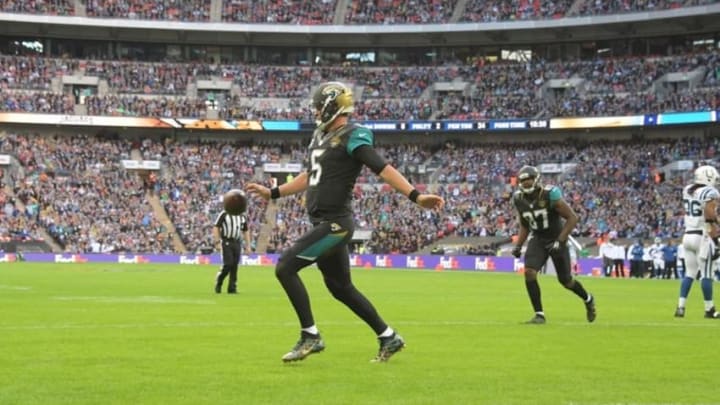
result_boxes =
[352,144,388,175]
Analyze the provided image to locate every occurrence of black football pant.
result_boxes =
[663,260,678,279]
[612,259,625,278]
[216,239,241,292]
[275,217,389,335]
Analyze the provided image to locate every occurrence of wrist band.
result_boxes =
[408,189,420,203]
[270,187,281,199]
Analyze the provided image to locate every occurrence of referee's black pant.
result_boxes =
[216,239,241,293]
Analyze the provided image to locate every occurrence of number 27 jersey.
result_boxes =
[511,185,564,241]
[683,183,720,232]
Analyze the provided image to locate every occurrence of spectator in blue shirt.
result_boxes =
[662,240,679,279]
[629,239,645,278]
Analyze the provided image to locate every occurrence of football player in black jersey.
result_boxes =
[247,81,444,362]
[510,165,596,324]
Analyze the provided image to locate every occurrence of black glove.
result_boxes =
[511,245,522,258]
[546,240,566,253]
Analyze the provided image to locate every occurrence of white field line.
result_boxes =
[51,295,216,304]
[0,285,32,290]
[1,318,718,331]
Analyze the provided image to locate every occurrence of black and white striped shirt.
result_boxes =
[215,211,248,240]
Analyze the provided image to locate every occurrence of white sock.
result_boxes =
[536,311,545,317]
[586,294,593,303]
[678,297,687,308]
[378,327,394,338]
[704,301,715,312]
[302,325,319,335]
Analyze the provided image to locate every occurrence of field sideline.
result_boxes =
[0,263,717,405]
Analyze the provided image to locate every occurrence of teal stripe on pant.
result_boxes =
[297,231,348,260]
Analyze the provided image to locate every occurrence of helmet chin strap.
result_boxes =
[316,118,334,132]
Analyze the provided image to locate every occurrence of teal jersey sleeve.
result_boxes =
[548,186,562,203]
[346,127,374,155]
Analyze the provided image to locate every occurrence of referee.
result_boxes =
[213,209,250,294]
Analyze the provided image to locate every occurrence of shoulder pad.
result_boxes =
[511,191,522,205]
[338,124,357,137]
[343,123,368,136]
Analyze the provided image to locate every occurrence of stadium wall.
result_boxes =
[0,113,717,143]
[0,252,606,276]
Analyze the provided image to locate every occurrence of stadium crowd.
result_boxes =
[86,0,211,21]
[1,0,719,254]
[2,131,714,255]
[222,0,336,24]
[1,0,716,22]
[3,132,176,253]
[0,49,718,121]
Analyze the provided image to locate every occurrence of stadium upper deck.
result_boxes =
[1,49,718,122]
[1,0,719,48]
[1,0,717,23]
[0,4,718,132]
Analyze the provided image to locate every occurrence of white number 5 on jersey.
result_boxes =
[309,149,325,186]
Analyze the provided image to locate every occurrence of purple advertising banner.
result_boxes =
[1,253,606,276]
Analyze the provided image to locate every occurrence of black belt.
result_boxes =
[223,238,240,242]
[685,230,702,235]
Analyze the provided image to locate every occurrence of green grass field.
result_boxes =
[1,263,718,405]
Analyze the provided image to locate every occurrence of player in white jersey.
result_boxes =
[675,165,720,319]
[649,237,665,278]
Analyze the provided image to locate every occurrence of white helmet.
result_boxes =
[694,165,719,186]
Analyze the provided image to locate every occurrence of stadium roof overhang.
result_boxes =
[1,5,719,48]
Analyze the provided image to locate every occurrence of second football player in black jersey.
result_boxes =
[511,165,596,324]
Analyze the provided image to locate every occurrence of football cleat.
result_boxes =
[585,295,597,323]
[704,307,720,319]
[525,314,546,324]
[372,333,405,363]
[674,307,685,318]
[281,332,325,362]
